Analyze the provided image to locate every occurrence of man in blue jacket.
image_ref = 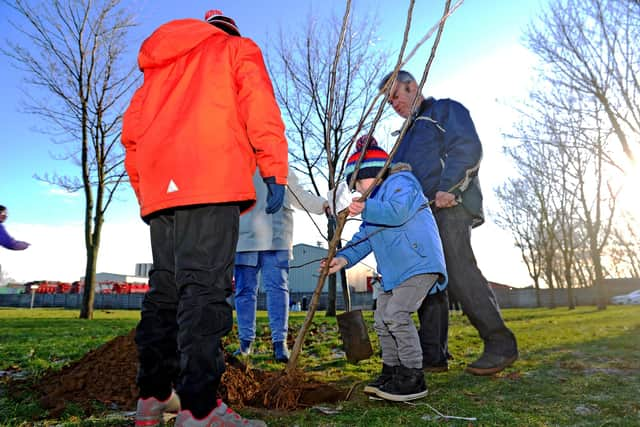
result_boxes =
[378,70,518,375]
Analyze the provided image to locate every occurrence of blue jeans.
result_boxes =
[234,250,289,343]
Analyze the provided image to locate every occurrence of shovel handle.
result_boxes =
[328,214,351,312]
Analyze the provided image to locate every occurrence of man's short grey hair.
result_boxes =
[378,70,416,91]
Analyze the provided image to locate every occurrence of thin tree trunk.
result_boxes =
[593,253,607,310]
[80,244,98,319]
[325,217,337,316]
[79,212,104,319]
[534,278,541,307]
[545,257,556,308]
[566,279,575,310]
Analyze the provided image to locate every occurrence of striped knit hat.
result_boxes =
[345,135,389,183]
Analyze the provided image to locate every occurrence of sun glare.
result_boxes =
[621,159,640,220]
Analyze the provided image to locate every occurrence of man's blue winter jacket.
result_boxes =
[394,97,485,227]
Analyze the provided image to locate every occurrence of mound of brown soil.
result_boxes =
[24,330,347,417]
[36,329,139,417]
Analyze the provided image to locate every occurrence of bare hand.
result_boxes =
[320,257,348,274]
[435,191,458,209]
[322,201,332,215]
[15,241,30,250]
[348,197,365,216]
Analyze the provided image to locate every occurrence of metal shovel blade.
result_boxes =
[336,309,373,363]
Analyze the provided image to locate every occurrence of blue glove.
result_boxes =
[263,176,285,214]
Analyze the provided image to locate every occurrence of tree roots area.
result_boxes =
[12,329,348,419]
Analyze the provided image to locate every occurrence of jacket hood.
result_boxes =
[389,162,412,174]
[138,19,226,70]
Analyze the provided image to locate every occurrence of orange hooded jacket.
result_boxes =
[122,19,288,218]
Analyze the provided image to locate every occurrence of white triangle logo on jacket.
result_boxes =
[167,179,179,193]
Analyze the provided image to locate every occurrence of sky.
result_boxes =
[0,0,554,285]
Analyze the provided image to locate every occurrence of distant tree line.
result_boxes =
[495,0,640,309]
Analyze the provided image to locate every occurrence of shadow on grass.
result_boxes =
[501,306,608,322]
[422,324,640,426]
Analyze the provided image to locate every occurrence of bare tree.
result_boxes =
[549,147,579,309]
[502,95,622,307]
[2,0,139,319]
[494,178,545,306]
[496,0,635,309]
[526,0,640,162]
[500,100,564,307]
[526,15,625,308]
[608,213,640,278]
[268,5,391,315]
[570,106,620,308]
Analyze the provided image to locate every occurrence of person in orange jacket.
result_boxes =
[121,9,287,427]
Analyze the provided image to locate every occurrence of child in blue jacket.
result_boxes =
[323,135,447,402]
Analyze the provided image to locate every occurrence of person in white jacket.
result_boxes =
[234,167,329,362]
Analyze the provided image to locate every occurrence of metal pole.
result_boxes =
[30,288,36,309]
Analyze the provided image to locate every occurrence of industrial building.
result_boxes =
[289,243,374,293]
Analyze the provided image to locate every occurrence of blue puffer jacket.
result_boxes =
[394,97,484,227]
[337,164,447,293]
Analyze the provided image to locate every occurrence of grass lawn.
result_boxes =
[0,305,639,426]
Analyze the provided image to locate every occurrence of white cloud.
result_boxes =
[433,43,537,288]
[1,221,151,282]
[47,187,81,198]
[2,212,333,284]
[1,209,534,288]
[472,222,532,287]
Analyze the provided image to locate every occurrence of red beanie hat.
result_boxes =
[204,9,241,36]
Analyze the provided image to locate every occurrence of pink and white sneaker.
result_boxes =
[175,400,266,426]
[135,390,181,427]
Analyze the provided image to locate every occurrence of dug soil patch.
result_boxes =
[20,330,347,417]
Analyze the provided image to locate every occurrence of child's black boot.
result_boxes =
[363,364,396,395]
[375,365,428,402]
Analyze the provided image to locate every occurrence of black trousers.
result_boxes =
[418,204,516,364]
[418,290,449,366]
[135,204,239,417]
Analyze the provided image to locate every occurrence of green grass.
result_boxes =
[1,306,639,426]
[0,309,139,375]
